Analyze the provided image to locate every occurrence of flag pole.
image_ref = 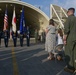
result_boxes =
[22,6,23,9]
[10,26,12,40]
[6,4,7,8]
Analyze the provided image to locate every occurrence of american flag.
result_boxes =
[3,9,8,31]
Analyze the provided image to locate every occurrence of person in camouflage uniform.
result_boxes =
[64,8,76,73]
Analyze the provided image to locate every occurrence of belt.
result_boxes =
[51,33,55,34]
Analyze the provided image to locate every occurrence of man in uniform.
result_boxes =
[0,31,2,47]
[12,31,17,47]
[41,29,45,43]
[20,32,24,47]
[26,26,30,46]
[4,30,9,47]
[64,8,76,73]
[34,29,38,43]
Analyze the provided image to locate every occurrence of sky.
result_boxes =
[22,0,76,17]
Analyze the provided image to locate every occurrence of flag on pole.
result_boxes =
[10,26,12,39]
[20,8,26,34]
[12,7,16,33]
[23,19,26,34]
[3,8,8,31]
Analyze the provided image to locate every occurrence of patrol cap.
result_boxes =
[68,8,75,13]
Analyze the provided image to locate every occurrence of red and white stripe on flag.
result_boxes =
[3,9,8,31]
[12,7,16,33]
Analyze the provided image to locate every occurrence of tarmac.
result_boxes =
[0,39,75,75]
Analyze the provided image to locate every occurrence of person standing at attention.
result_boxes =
[20,32,24,47]
[3,30,9,47]
[34,29,38,43]
[64,8,76,73]
[12,31,17,47]
[45,19,56,60]
[0,31,2,47]
[26,26,30,46]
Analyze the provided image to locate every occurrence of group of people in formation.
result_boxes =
[45,8,76,73]
[0,26,30,47]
